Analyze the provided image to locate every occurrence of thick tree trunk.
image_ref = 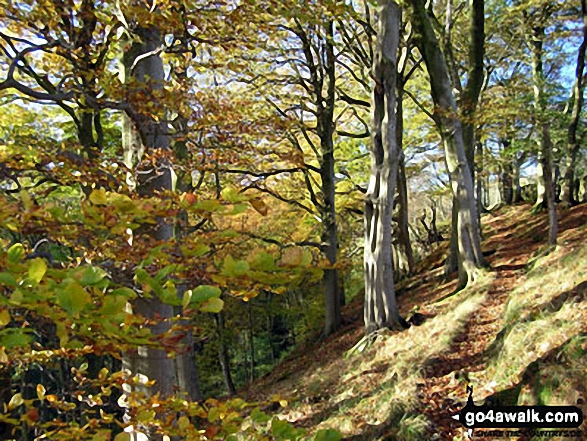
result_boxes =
[445,0,485,270]
[562,0,587,206]
[410,0,485,288]
[120,25,199,439]
[530,24,557,245]
[364,0,406,334]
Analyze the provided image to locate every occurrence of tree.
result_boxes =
[119,23,202,433]
[561,0,587,206]
[409,0,486,287]
[524,3,558,246]
[364,0,407,334]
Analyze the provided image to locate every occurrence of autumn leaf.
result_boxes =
[250,197,269,216]
[8,393,23,410]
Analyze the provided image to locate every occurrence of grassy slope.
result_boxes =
[243,204,587,441]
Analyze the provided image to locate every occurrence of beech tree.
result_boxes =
[409,0,486,287]
[562,0,587,206]
[364,0,406,334]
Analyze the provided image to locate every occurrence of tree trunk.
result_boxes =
[529,23,557,246]
[396,84,415,275]
[445,0,485,271]
[215,313,236,396]
[120,25,199,439]
[364,0,406,334]
[410,0,485,288]
[562,0,587,206]
[248,301,255,383]
[513,155,523,203]
[320,20,342,337]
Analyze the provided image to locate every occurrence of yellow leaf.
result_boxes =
[8,393,23,410]
[199,298,224,313]
[89,189,108,205]
[0,310,10,327]
[279,400,288,408]
[19,190,33,211]
[37,384,46,401]
[0,349,7,363]
[45,394,58,403]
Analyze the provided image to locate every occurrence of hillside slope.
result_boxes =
[243,204,587,440]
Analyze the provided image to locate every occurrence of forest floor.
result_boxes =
[243,204,587,441]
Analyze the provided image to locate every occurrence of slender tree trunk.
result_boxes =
[562,0,587,206]
[410,0,485,288]
[529,24,557,246]
[248,302,255,382]
[396,85,415,274]
[320,20,342,337]
[513,155,523,203]
[215,313,236,396]
[364,0,406,334]
[475,141,486,213]
[501,153,514,205]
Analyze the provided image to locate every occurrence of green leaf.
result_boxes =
[27,258,47,286]
[155,264,178,282]
[113,433,131,441]
[80,266,108,285]
[57,280,92,317]
[227,203,248,215]
[208,407,220,422]
[222,255,250,277]
[271,417,303,439]
[191,199,223,212]
[313,429,342,441]
[0,272,17,287]
[251,408,271,424]
[182,244,210,258]
[199,297,224,313]
[221,186,248,203]
[157,281,181,306]
[190,285,221,303]
[249,252,276,271]
[0,328,33,348]
[110,287,137,299]
[100,295,127,316]
[7,243,25,264]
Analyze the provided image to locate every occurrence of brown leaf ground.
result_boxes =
[242,204,587,440]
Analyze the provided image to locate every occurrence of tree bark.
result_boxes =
[364,0,406,334]
[529,22,557,245]
[120,25,199,439]
[320,20,342,337]
[410,0,485,288]
[562,0,587,206]
[215,313,236,396]
[396,82,415,275]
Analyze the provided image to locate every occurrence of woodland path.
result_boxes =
[418,205,587,440]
